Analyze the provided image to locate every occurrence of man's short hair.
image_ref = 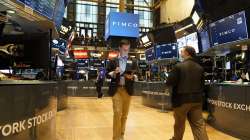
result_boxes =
[119,39,130,47]
[184,46,196,57]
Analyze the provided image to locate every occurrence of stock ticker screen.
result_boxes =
[17,0,56,19]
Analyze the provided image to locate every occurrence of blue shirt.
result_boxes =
[98,69,106,80]
[119,56,128,85]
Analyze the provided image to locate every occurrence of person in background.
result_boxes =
[160,67,169,81]
[141,68,146,81]
[96,67,106,98]
[106,39,138,140]
[166,46,209,140]
[133,73,138,81]
[146,67,151,81]
[239,71,249,82]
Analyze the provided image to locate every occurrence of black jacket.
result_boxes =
[166,58,205,107]
[106,58,138,96]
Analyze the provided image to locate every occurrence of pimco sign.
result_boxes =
[105,12,139,40]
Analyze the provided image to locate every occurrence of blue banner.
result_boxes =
[155,44,178,60]
[209,11,248,46]
[105,12,139,40]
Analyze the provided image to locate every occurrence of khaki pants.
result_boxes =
[172,103,209,140]
[112,87,131,140]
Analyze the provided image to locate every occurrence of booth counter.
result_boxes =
[56,81,71,111]
[138,81,250,139]
[2,79,248,139]
[138,81,172,110]
[0,80,57,140]
[206,83,250,140]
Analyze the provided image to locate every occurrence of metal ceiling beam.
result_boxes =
[76,0,153,9]
[143,0,150,7]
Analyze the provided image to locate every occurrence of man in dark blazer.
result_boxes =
[166,46,208,140]
[106,39,138,140]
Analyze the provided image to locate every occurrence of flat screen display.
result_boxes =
[177,32,199,56]
[145,47,155,62]
[177,37,186,52]
[155,43,178,60]
[186,32,199,53]
[177,37,186,58]
[152,26,176,44]
[14,33,50,68]
[17,0,56,19]
[199,30,211,53]
[209,11,248,46]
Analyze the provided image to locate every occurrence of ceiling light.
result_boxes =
[175,24,193,33]
[6,10,15,14]
[192,11,200,25]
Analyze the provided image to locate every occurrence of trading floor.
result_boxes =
[56,97,238,140]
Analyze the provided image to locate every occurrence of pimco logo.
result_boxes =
[219,28,236,37]
[112,21,138,28]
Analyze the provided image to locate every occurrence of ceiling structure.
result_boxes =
[198,0,250,21]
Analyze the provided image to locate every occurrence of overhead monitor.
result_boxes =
[155,43,178,60]
[209,11,248,46]
[145,47,155,62]
[177,32,199,57]
[17,0,56,19]
[199,30,211,53]
[185,32,199,53]
[152,26,176,44]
